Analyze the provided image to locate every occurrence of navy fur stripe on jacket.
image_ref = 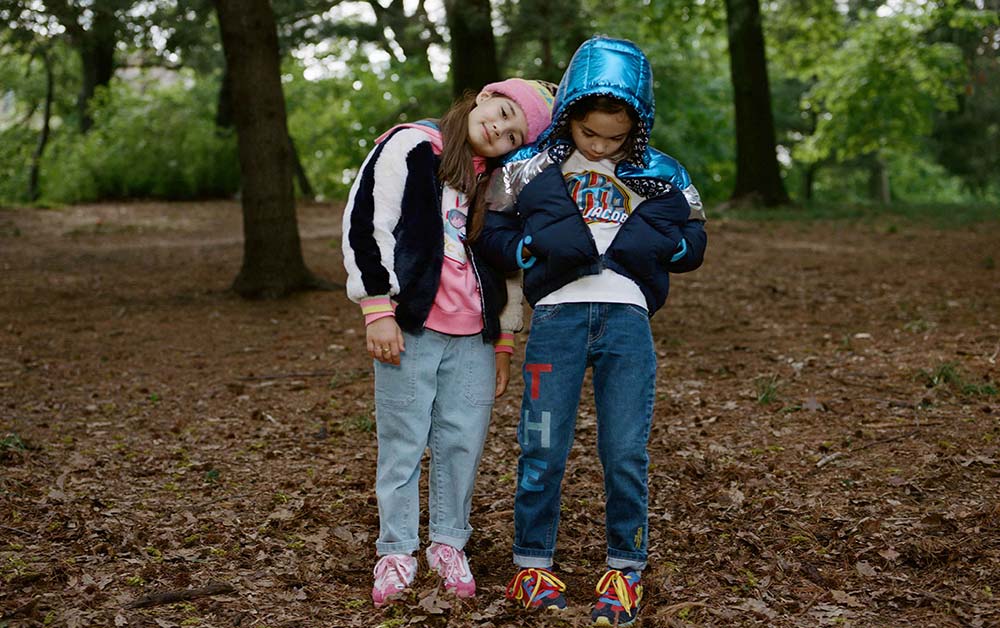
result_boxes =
[347,137,393,296]
[342,127,508,341]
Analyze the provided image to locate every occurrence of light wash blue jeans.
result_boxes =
[513,303,656,571]
[373,328,496,556]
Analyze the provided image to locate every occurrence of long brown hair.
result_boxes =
[436,90,503,243]
[436,91,480,197]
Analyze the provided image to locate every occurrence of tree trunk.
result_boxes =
[868,154,891,205]
[215,68,235,130]
[289,135,314,200]
[28,51,54,202]
[444,0,500,97]
[214,0,324,298]
[77,22,116,133]
[216,64,313,201]
[801,163,816,202]
[724,0,790,206]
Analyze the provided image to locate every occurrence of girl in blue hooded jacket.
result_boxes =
[472,37,707,626]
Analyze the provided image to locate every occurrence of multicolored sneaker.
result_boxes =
[591,568,642,626]
[426,542,476,598]
[371,553,417,608]
[505,567,568,610]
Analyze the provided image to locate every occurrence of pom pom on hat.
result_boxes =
[482,78,555,144]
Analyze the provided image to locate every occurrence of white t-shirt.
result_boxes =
[536,150,647,309]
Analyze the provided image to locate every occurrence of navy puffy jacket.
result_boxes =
[474,163,706,316]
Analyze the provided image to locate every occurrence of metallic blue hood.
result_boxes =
[494,36,705,220]
[535,36,655,165]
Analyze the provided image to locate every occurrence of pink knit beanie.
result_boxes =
[482,78,556,144]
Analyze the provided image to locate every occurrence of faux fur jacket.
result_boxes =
[341,126,521,342]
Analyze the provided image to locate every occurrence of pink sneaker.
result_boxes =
[372,554,417,607]
[426,542,476,598]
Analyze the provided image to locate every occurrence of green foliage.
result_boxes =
[796,15,965,165]
[494,0,592,83]
[568,0,735,203]
[929,7,1000,193]
[0,41,79,205]
[39,78,239,203]
[2,0,996,210]
[0,125,35,205]
[285,54,450,200]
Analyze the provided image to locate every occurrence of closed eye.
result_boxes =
[581,128,626,142]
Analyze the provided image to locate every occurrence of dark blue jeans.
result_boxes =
[513,302,656,570]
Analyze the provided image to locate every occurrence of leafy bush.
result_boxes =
[39,78,239,203]
[285,55,451,201]
[0,125,35,205]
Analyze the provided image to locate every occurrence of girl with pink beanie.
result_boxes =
[341,78,554,607]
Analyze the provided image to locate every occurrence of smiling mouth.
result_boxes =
[481,123,491,144]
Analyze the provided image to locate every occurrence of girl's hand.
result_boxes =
[495,351,511,397]
[367,317,405,365]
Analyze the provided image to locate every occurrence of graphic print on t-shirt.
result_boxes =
[441,188,468,263]
[565,170,633,225]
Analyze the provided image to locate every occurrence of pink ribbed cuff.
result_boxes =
[360,296,395,326]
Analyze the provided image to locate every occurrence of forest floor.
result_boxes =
[1,201,998,628]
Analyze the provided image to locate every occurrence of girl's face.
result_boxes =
[569,109,633,162]
[466,93,529,158]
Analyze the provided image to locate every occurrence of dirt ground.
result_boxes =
[1,201,998,628]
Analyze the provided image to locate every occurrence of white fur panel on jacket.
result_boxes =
[342,128,430,303]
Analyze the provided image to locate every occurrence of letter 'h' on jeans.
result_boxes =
[513,302,656,571]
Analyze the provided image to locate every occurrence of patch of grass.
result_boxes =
[755,375,781,404]
[903,318,935,333]
[351,414,375,433]
[0,433,30,462]
[918,362,997,397]
[1,432,27,452]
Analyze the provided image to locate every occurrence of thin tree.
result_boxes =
[444,0,500,97]
[724,0,789,206]
[28,47,54,201]
[1,0,125,133]
[213,0,326,298]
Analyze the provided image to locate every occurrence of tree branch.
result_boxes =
[124,581,235,609]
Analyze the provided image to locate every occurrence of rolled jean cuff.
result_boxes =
[513,548,554,569]
[375,538,419,556]
[429,524,472,551]
[607,551,647,572]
